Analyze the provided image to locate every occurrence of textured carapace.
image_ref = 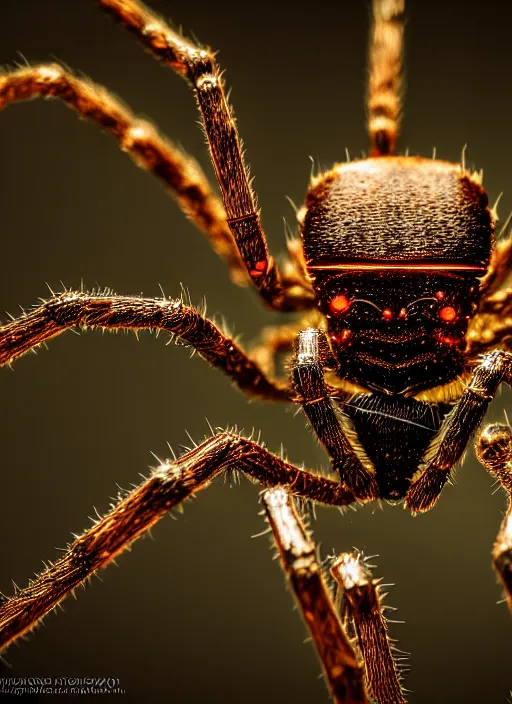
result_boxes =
[301,157,494,396]
[3,2,512,701]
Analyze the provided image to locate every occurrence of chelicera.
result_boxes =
[1,0,512,702]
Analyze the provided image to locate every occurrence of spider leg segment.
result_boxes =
[331,554,406,704]
[263,487,405,703]
[97,0,314,312]
[476,424,512,613]
[480,220,512,297]
[263,488,369,704]
[0,433,358,653]
[292,329,379,501]
[0,290,292,401]
[0,64,247,285]
[406,350,512,513]
[368,0,405,156]
[249,320,311,380]
[467,287,512,357]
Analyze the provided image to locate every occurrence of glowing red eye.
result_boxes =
[439,306,457,322]
[435,291,445,301]
[329,295,350,314]
[382,308,393,321]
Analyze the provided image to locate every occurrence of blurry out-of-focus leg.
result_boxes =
[477,423,512,612]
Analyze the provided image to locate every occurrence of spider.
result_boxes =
[3,0,512,700]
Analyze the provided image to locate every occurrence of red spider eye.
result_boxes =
[439,306,457,322]
[435,291,445,301]
[329,294,350,314]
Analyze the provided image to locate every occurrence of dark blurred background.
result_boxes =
[1,1,512,702]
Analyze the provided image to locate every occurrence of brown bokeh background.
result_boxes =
[1,1,512,702]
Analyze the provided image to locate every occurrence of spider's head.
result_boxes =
[300,157,494,395]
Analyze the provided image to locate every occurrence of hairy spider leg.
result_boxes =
[0,290,291,401]
[249,320,310,381]
[0,433,358,653]
[406,350,512,512]
[98,0,314,311]
[480,215,512,296]
[368,0,405,156]
[0,64,247,283]
[264,487,406,703]
[292,329,379,501]
[331,554,406,703]
[263,487,371,704]
[477,423,512,613]
[467,286,512,358]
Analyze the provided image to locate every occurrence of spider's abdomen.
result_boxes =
[342,393,450,499]
[301,157,494,394]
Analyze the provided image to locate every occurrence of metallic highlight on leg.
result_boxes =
[263,488,370,704]
[331,553,406,704]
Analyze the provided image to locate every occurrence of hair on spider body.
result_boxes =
[302,156,492,395]
[2,0,512,702]
[293,155,496,499]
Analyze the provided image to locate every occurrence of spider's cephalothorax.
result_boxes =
[298,156,495,499]
[303,157,493,395]
[2,1,512,702]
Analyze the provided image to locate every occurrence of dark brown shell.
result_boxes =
[302,157,493,269]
